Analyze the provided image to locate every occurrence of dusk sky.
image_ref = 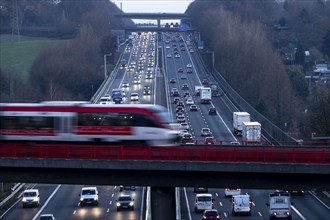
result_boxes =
[111,0,194,13]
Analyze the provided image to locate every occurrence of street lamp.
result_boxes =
[104,53,112,78]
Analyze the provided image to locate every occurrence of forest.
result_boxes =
[0,0,329,138]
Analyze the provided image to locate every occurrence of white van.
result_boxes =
[79,187,99,206]
[194,193,214,213]
[232,194,252,216]
[22,189,40,208]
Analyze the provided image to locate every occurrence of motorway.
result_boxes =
[1,32,329,220]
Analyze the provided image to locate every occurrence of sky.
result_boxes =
[111,0,194,24]
[111,0,194,13]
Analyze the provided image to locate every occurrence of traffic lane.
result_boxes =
[2,184,60,220]
[290,191,330,220]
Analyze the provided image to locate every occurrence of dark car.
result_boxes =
[181,133,193,144]
[173,97,181,104]
[170,78,176,83]
[119,185,136,191]
[202,79,209,84]
[190,105,198,111]
[181,84,189,90]
[116,195,134,211]
[177,68,184,73]
[208,107,217,115]
[204,136,215,145]
[201,209,221,220]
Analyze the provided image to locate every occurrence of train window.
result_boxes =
[0,116,54,130]
[131,113,160,127]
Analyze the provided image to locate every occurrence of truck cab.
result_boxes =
[111,89,124,104]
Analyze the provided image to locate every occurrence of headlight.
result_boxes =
[33,197,39,202]
[80,198,84,202]
[94,197,98,201]
[22,198,27,202]
[116,202,121,207]
[129,201,134,206]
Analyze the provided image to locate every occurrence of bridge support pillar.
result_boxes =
[151,187,176,220]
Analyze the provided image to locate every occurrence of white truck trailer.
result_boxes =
[242,121,261,144]
[200,88,212,104]
[233,112,251,136]
[267,191,292,220]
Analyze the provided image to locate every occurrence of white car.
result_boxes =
[186,63,192,68]
[186,98,194,105]
[39,214,56,220]
[224,188,241,197]
[166,53,172,58]
[180,123,189,130]
[130,93,139,101]
[122,82,130,88]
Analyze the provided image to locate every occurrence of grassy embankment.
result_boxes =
[0,34,67,79]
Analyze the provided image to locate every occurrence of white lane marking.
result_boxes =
[291,205,307,220]
[73,210,77,215]
[223,212,227,217]
[215,193,219,197]
[258,211,262,216]
[252,201,256,206]
[183,187,192,220]
[112,193,114,197]
[32,184,62,220]
[109,200,112,205]
[107,208,110,213]
[219,202,223,207]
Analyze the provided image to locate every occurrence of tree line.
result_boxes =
[186,0,330,137]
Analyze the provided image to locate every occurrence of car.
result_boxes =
[179,130,189,137]
[133,76,141,84]
[175,54,181,58]
[176,111,184,118]
[176,106,184,113]
[180,123,189,130]
[166,53,172,58]
[170,78,177,83]
[122,82,130,88]
[190,105,198,111]
[116,195,134,211]
[187,67,193,73]
[99,96,111,104]
[181,74,187,79]
[171,88,178,94]
[143,89,151,95]
[165,45,170,49]
[119,185,136,191]
[144,85,151,90]
[173,97,181,104]
[201,209,221,220]
[177,68,184,73]
[224,188,241,197]
[177,115,185,122]
[22,189,40,208]
[194,187,208,193]
[201,128,212,136]
[173,90,180,97]
[204,136,215,145]
[146,74,153,79]
[181,84,189,90]
[176,100,184,107]
[208,107,217,115]
[202,79,209,84]
[39,214,56,220]
[186,98,194,105]
[181,133,193,144]
[186,63,192,68]
[79,187,99,206]
[130,93,139,101]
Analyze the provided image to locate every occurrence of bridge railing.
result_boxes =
[0,143,329,164]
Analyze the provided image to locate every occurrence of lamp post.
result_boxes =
[104,53,112,78]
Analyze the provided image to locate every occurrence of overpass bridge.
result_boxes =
[0,142,329,190]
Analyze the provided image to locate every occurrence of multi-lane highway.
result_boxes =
[1,31,329,220]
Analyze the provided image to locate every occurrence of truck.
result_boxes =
[111,89,124,104]
[242,121,261,144]
[267,191,292,220]
[194,86,205,96]
[209,82,222,97]
[200,87,212,104]
[233,112,251,136]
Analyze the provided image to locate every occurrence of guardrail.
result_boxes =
[0,143,329,164]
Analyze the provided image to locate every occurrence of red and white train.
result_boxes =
[0,102,180,146]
